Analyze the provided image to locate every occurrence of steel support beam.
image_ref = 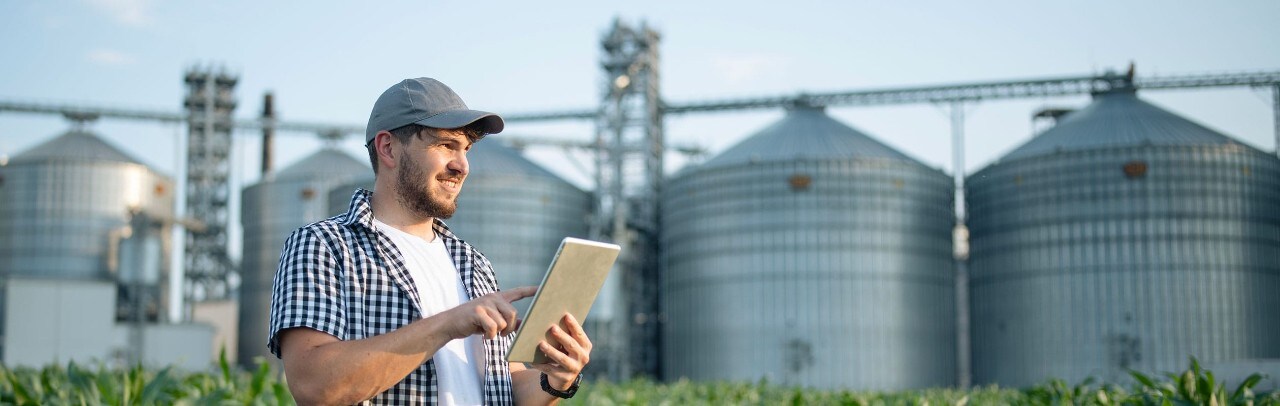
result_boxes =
[181,69,238,308]
[664,71,1280,114]
[6,70,1277,138]
[948,101,972,389]
[1274,84,1280,157]
[592,19,664,381]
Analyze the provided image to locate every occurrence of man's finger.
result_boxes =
[537,340,577,369]
[563,314,593,351]
[547,324,581,355]
[477,316,499,339]
[498,286,538,302]
[484,307,508,333]
[563,314,586,336]
[496,300,517,320]
[499,305,519,335]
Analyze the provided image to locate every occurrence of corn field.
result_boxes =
[0,350,290,405]
[1,357,1275,405]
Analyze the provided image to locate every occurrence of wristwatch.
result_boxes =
[540,372,582,399]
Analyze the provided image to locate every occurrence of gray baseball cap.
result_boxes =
[365,77,504,145]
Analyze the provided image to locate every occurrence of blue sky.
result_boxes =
[2,0,1279,259]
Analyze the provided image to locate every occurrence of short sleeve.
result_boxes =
[267,227,347,358]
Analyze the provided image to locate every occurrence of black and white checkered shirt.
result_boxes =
[269,189,514,405]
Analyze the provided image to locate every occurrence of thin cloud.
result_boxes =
[85,0,153,26]
[87,49,137,66]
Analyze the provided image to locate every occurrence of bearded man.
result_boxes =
[269,78,591,405]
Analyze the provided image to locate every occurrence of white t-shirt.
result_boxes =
[373,218,484,405]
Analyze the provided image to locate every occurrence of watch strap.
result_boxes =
[540,372,582,399]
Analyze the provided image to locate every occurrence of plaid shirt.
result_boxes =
[269,189,514,405]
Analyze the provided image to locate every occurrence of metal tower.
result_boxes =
[182,68,238,308]
[592,18,664,379]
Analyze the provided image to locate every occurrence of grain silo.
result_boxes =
[238,148,367,366]
[0,128,175,365]
[662,104,956,390]
[325,176,373,219]
[0,129,174,280]
[966,85,1280,387]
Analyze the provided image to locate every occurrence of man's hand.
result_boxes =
[436,286,537,340]
[529,313,593,390]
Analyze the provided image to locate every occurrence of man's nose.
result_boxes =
[448,151,468,176]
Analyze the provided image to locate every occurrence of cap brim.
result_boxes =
[415,110,505,134]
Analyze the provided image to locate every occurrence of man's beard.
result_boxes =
[394,153,459,219]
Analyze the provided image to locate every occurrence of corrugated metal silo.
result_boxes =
[326,176,373,219]
[966,87,1280,387]
[0,130,174,280]
[662,105,956,390]
[239,148,368,366]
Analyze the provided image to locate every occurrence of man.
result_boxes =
[269,77,591,405]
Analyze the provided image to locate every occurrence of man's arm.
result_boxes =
[280,287,537,405]
[511,313,594,406]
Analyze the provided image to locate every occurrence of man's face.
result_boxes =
[394,128,471,219]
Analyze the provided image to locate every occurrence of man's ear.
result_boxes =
[374,131,397,171]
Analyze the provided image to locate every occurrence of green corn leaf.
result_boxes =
[11,373,34,405]
[1231,373,1264,401]
[197,387,234,404]
[139,367,174,405]
[120,366,138,406]
[94,369,119,406]
[1179,370,1196,400]
[273,381,293,406]
[218,347,233,386]
[1198,370,1214,403]
[1130,371,1156,388]
[248,360,269,401]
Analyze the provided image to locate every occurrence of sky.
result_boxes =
[2,0,1279,262]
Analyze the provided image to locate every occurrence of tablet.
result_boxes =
[506,237,621,364]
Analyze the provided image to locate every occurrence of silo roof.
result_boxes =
[9,130,145,165]
[1000,90,1241,161]
[700,105,920,169]
[468,140,574,184]
[274,148,369,182]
